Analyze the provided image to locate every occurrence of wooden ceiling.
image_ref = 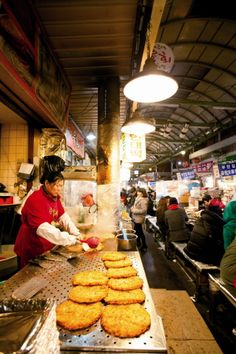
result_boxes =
[31,0,236,169]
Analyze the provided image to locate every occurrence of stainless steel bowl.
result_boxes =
[116,234,137,251]
[115,229,136,236]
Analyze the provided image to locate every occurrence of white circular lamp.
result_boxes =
[121,110,155,135]
[124,58,178,103]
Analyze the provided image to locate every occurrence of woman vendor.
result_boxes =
[14,171,82,268]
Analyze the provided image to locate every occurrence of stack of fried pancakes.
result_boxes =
[56,251,151,338]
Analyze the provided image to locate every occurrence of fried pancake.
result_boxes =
[65,243,83,253]
[72,270,108,286]
[56,300,102,330]
[104,258,132,268]
[107,266,137,278]
[108,276,143,290]
[104,288,145,304]
[69,285,108,303]
[101,304,151,338]
[101,252,126,261]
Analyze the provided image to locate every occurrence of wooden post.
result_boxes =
[97,77,120,231]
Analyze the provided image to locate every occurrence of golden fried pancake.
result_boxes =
[107,266,137,278]
[104,258,132,268]
[108,276,143,290]
[101,252,126,261]
[101,304,151,338]
[104,288,145,304]
[65,243,83,253]
[72,270,108,286]
[69,285,108,303]
[56,300,102,330]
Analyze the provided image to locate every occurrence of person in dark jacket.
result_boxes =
[184,200,225,265]
[156,197,169,240]
[164,197,190,258]
[126,187,137,215]
[165,197,190,242]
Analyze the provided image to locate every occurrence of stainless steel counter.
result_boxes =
[0,243,167,353]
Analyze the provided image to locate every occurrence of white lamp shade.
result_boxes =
[124,73,178,103]
[123,58,178,103]
[121,120,155,134]
[121,110,155,135]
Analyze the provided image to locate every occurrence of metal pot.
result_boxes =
[115,229,136,236]
[116,234,137,251]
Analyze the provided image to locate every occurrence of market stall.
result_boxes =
[0,239,167,353]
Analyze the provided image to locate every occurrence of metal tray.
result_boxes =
[0,251,166,353]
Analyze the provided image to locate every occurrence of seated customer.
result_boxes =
[184,200,225,265]
[156,197,168,241]
[220,236,236,288]
[165,197,190,242]
[223,199,236,250]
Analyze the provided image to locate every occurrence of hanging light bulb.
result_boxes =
[181,123,189,134]
[121,110,155,135]
[86,126,96,141]
[124,24,178,103]
[86,132,96,141]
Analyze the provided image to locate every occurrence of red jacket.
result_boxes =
[14,186,65,267]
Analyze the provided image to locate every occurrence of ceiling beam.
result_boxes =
[189,135,236,159]
[148,98,236,110]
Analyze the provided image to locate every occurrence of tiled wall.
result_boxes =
[0,123,28,193]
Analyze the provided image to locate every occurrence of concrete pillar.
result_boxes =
[96,77,120,232]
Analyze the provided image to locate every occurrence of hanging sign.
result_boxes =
[120,133,146,162]
[65,117,85,158]
[151,43,174,73]
[193,160,214,173]
[218,162,236,177]
[180,169,196,180]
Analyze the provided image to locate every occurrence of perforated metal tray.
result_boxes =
[0,251,166,353]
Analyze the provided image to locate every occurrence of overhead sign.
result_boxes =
[218,162,236,177]
[193,160,214,173]
[120,133,146,163]
[180,169,196,180]
[65,118,85,158]
[152,43,174,73]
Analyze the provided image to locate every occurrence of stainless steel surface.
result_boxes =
[0,251,167,352]
[116,235,138,252]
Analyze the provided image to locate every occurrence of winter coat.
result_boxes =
[131,196,148,224]
[223,200,236,250]
[220,236,236,287]
[184,209,225,265]
[165,205,190,242]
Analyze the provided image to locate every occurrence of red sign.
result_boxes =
[65,118,85,158]
[193,161,214,173]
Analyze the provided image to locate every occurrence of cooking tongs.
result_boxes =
[50,245,78,260]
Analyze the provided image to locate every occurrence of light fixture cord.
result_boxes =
[146,22,151,58]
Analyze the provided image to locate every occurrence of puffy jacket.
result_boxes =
[131,196,148,224]
[184,209,225,265]
[223,200,236,250]
[220,236,236,287]
[165,205,190,242]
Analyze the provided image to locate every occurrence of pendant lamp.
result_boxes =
[121,110,155,135]
[124,57,178,103]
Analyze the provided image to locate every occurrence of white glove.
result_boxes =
[59,212,80,237]
[37,222,77,246]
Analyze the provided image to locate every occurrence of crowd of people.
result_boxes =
[121,186,236,290]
